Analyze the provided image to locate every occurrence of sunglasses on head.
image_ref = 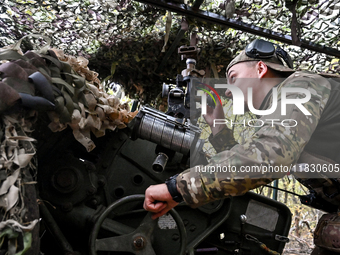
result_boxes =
[245,39,294,69]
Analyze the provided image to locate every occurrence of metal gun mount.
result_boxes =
[131,106,205,172]
[131,45,207,172]
[161,45,205,120]
[32,43,292,255]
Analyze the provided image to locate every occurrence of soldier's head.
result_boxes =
[225,39,294,109]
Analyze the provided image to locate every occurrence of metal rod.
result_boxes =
[272,180,278,201]
[101,218,136,235]
[156,28,187,73]
[264,184,301,197]
[39,202,74,254]
[192,0,205,10]
[134,0,340,58]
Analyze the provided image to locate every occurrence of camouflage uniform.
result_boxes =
[176,50,334,208]
[311,212,340,254]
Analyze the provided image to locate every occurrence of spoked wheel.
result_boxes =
[89,194,187,255]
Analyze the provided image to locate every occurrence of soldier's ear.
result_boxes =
[256,61,268,78]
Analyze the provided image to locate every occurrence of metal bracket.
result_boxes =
[275,234,290,243]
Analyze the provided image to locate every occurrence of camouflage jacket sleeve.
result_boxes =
[208,125,238,152]
[177,72,331,208]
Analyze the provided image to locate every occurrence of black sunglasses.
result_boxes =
[245,39,293,69]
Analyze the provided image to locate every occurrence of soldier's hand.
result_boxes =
[143,184,179,220]
[203,100,226,136]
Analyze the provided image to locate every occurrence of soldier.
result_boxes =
[144,39,340,254]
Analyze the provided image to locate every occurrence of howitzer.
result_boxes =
[34,46,292,255]
[0,42,292,255]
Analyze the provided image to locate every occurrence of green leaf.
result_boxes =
[15,232,32,255]
[111,62,118,75]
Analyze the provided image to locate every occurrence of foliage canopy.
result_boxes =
[1,0,340,103]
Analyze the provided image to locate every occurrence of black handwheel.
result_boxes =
[89,194,187,255]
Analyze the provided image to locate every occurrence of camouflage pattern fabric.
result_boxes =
[208,125,238,152]
[0,35,137,254]
[177,71,332,208]
[313,212,340,252]
[227,49,294,73]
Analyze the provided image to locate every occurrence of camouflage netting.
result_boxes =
[1,0,340,103]
[0,0,340,253]
[0,34,137,253]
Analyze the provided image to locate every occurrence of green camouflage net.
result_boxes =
[0,1,339,253]
[0,34,137,254]
[1,0,340,103]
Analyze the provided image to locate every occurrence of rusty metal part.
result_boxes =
[133,236,146,249]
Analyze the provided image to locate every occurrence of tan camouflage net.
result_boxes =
[48,47,138,151]
[0,113,39,254]
[0,34,138,253]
